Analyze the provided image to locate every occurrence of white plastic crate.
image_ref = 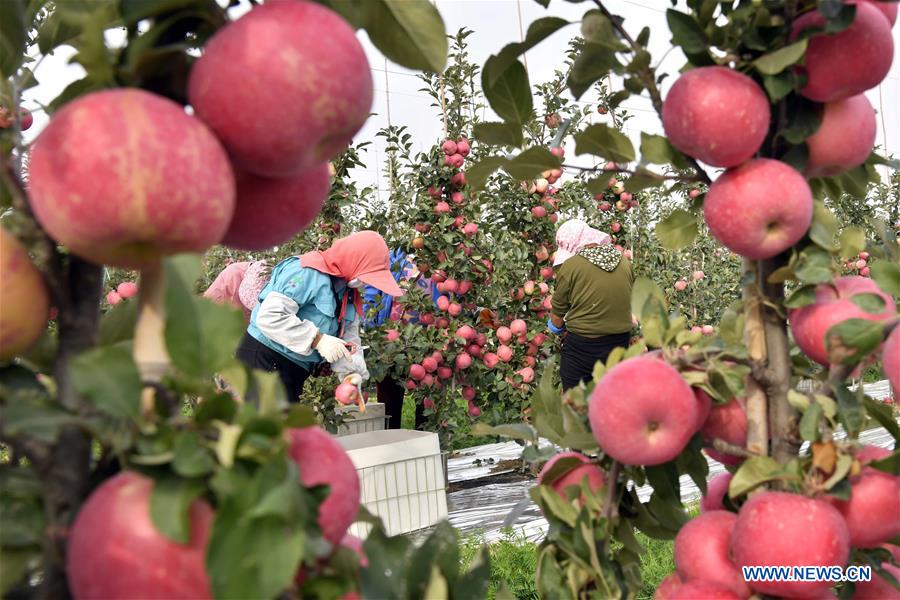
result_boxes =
[335,402,386,436]
[338,430,447,538]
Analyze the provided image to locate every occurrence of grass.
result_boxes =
[458,526,680,600]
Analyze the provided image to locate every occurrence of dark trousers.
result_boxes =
[236,333,311,402]
[560,331,631,391]
[377,376,425,430]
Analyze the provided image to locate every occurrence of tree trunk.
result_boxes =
[758,258,800,465]
[38,257,103,600]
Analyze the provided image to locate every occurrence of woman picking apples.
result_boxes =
[236,231,403,403]
[548,219,634,390]
[202,259,268,322]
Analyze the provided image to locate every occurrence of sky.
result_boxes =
[20,0,900,199]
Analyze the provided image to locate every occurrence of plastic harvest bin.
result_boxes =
[338,430,448,538]
[335,402,387,436]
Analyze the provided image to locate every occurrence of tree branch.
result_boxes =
[712,437,756,458]
[591,0,712,185]
[604,460,621,520]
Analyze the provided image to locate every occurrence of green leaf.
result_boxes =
[0,547,39,596]
[71,345,142,420]
[0,0,26,77]
[487,17,569,85]
[823,454,853,490]
[149,476,205,544]
[809,202,840,250]
[849,293,887,314]
[469,422,536,442]
[481,57,532,124]
[794,247,834,284]
[666,9,708,54]
[631,277,666,317]
[784,284,818,308]
[870,261,900,296]
[465,155,508,191]
[98,299,138,345]
[120,0,204,23]
[640,133,676,165]
[763,71,796,102]
[826,318,884,365]
[503,146,561,180]
[656,209,698,250]
[580,10,627,50]
[165,255,246,379]
[37,9,82,54]
[753,40,808,75]
[729,456,783,497]
[834,384,865,437]
[574,124,635,163]
[862,396,900,442]
[838,227,866,259]
[472,121,523,148]
[568,43,621,100]
[624,169,662,192]
[799,401,822,442]
[455,545,492,600]
[172,431,215,478]
[363,0,447,73]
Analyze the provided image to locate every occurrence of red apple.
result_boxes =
[456,138,470,156]
[437,366,452,380]
[852,562,900,599]
[805,95,877,178]
[789,276,896,366]
[669,581,742,600]
[334,382,360,406]
[448,302,462,316]
[731,492,850,598]
[19,107,33,131]
[28,89,235,268]
[654,573,684,600]
[467,401,481,417]
[701,472,733,513]
[455,353,472,370]
[463,222,478,236]
[674,279,687,292]
[436,296,450,312]
[701,397,748,466]
[497,326,512,344]
[451,172,466,187]
[792,2,894,102]
[675,511,750,597]
[409,364,426,381]
[497,345,513,362]
[0,229,50,362]
[116,281,138,299]
[107,290,122,305]
[704,159,813,260]
[588,356,699,466]
[831,446,900,547]
[662,66,770,168]
[222,164,330,250]
[537,452,605,501]
[67,472,213,599]
[287,427,360,544]
[449,153,465,168]
[422,356,438,373]
[517,367,535,383]
[435,201,450,214]
[531,206,547,218]
[386,329,400,342]
[441,139,458,155]
[510,319,527,336]
[188,0,372,175]
[483,352,500,368]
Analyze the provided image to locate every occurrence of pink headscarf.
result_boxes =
[553,219,611,266]
[203,262,251,317]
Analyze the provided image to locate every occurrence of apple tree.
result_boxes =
[465,0,900,598]
[0,1,497,598]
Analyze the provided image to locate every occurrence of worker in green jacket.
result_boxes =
[548,219,634,390]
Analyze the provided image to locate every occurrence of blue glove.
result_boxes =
[547,318,566,335]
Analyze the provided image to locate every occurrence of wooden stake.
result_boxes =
[133,261,170,413]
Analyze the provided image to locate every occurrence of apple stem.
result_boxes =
[133,260,170,413]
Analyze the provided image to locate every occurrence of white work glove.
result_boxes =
[343,373,363,386]
[315,333,351,363]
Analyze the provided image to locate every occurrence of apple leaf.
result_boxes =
[71,345,142,420]
[568,43,622,99]
[799,401,823,442]
[763,71,797,102]
[363,0,448,73]
[655,209,698,250]
[849,292,887,314]
[482,57,533,124]
[870,261,900,296]
[729,456,783,497]
[834,383,866,437]
[838,227,866,259]
[794,247,833,284]
[0,0,26,77]
[575,124,635,163]
[753,40,808,75]
[465,155,509,191]
[149,475,205,544]
[825,318,883,365]
[862,396,900,444]
[486,17,570,86]
[624,169,662,192]
[784,285,816,308]
[666,9,708,55]
[503,146,561,180]
[472,121,524,148]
